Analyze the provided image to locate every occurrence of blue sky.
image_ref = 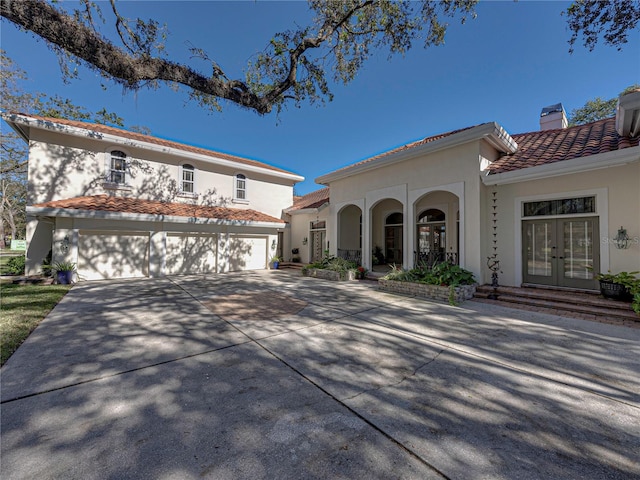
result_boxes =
[2,1,639,195]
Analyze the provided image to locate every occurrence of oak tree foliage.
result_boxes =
[2,1,638,115]
[568,85,640,126]
[0,51,127,245]
[564,0,640,53]
[1,0,480,115]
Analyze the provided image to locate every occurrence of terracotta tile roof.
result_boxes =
[288,187,330,211]
[487,117,639,175]
[32,195,285,224]
[325,125,480,177]
[15,113,295,175]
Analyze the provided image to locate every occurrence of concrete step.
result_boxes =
[474,285,638,324]
[279,262,305,270]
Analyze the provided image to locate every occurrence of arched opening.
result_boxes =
[337,204,362,264]
[414,191,459,267]
[417,208,446,265]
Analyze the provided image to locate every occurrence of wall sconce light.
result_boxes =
[59,235,70,253]
[271,239,277,250]
[302,237,308,245]
[614,226,630,249]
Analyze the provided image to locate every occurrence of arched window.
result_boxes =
[181,164,195,193]
[109,150,127,184]
[235,173,247,200]
[386,212,403,225]
[417,209,445,223]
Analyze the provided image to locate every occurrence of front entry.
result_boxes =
[523,217,599,290]
[310,230,326,263]
[385,226,402,264]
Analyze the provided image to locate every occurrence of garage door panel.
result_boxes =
[78,231,149,280]
[166,233,217,275]
[228,236,267,271]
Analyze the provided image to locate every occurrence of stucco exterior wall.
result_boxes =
[288,208,329,264]
[321,141,488,279]
[489,161,640,287]
[27,129,295,219]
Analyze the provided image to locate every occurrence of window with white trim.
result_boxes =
[235,173,247,200]
[181,164,195,193]
[109,150,127,184]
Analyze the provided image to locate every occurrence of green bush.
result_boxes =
[5,256,25,275]
[383,262,476,287]
[307,253,357,273]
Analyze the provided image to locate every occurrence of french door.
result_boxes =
[310,230,326,263]
[523,217,599,290]
[385,226,403,264]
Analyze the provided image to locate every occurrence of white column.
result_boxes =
[149,231,166,277]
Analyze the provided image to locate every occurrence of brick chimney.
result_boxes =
[540,103,568,131]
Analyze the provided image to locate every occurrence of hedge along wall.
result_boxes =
[378,279,477,304]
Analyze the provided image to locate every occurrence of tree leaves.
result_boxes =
[564,0,640,53]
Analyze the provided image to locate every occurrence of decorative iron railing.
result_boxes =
[414,251,458,268]
[337,248,362,264]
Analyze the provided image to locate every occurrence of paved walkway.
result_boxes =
[1,270,639,479]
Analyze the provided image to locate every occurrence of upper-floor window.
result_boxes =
[181,164,195,193]
[235,173,247,200]
[109,150,127,184]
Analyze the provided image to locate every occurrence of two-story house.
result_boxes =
[2,113,303,280]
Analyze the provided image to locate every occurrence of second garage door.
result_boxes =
[165,233,218,275]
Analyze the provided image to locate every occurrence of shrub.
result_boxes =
[5,256,25,275]
[383,262,476,287]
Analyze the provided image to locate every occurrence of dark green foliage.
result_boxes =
[5,255,25,275]
[307,251,357,273]
[384,261,476,287]
[597,270,640,315]
[565,0,640,53]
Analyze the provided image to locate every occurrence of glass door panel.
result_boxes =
[523,220,555,285]
[385,226,402,264]
[523,217,598,289]
[561,218,598,289]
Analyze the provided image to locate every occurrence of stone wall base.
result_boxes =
[378,279,477,304]
[302,268,356,281]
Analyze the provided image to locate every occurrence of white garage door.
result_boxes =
[166,233,217,275]
[228,236,267,271]
[78,231,149,280]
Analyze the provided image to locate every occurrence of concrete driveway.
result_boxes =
[1,270,639,479]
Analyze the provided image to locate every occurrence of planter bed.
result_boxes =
[378,279,477,304]
[302,268,357,282]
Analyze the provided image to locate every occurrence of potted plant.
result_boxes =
[596,271,638,302]
[356,266,368,280]
[270,256,281,270]
[53,261,76,285]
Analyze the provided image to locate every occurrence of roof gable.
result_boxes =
[287,187,330,211]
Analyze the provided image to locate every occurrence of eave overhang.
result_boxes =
[25,206,286,229]
[316,122,517,185]
[283,201,330,215]
[616,90,640,138]
[482,146,640,186]
[2,112,304,183]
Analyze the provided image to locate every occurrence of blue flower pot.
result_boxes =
[57,271,73,284]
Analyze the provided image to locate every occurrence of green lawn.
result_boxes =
[0,283,71,366]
